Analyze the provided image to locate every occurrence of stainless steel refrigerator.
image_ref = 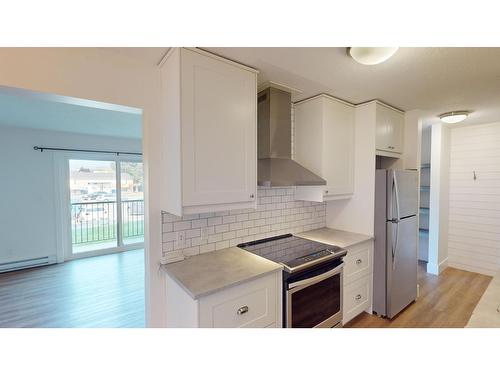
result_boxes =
[373,169,418,319]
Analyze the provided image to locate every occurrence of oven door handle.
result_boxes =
[288,263,343,291]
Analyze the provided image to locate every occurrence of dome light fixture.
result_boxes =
[347,47,399,65]
[439,111,470,124]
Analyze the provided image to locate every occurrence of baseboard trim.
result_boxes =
[427,257,448,275]
[0,255,57,273]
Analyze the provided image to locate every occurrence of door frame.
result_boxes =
[54,151,144,262]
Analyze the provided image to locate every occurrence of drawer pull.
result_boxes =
[237,306,249,315]
[356,259,362,265]
[355,294,362,300]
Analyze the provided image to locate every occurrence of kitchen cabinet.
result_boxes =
[375,102,405,156]
[293,94,355,202]
[159,48,258,216]
[342,239,374,324]
[165,270,282,328]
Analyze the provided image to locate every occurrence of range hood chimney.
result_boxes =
[257,87,326,187]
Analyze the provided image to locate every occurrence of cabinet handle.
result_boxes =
[237,306,249,315]
[388,146,394,150]
[325,190,329,194]
[355,294,362,301]
[356,259,362,265]
[250,194,255,199]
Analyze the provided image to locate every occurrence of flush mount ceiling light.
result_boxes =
[439,111,470,124]
[347,47,399,65]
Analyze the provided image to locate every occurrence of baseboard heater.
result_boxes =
[0,255,57,273]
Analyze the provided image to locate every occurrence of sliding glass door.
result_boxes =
[120,161,144,246]
[68,157,143,258]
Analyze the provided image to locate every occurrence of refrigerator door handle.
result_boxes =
[392,171,401,269]
[393,170,401,221]
[393,221,399,269]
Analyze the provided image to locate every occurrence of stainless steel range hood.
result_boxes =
[257,87,326,187]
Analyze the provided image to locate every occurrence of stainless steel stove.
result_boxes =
[238,234,347,328]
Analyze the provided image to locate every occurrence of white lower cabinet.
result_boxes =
[166,271,282,328]
[342,240,374,324]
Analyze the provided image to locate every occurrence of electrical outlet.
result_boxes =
[201,227,209,241]
[176,231,186,247]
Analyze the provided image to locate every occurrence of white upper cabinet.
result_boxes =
[159,48,258,216]
[294,94,355,201]
[375,102,404,155]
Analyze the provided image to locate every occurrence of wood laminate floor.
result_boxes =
[346,261,492,328]
[0,249,145,328]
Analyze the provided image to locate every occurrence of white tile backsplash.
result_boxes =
[161,187,326,258]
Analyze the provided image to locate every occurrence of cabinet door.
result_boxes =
[343,274,371,324]
[376,104,404,153]
[323,98,355,196]
[294,98,324,178]
[199,272,279,328]
[181,49,257,206]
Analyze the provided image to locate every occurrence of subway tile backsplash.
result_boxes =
[161,187,326,259]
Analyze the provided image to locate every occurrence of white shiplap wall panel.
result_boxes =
[451,193,500,203]
[448,122,500,276]
[449,200,500,210]
[448,240,500,256]
[450,171,500,180]
[449,227,500,241]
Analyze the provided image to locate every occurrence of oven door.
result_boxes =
[286,262,343,328]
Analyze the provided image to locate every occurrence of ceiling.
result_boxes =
[3,48,499,135]
[112,47,500,127]
[0,87,142,138]
[205,47,500,127]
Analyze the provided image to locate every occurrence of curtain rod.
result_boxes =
[33,146,142,156]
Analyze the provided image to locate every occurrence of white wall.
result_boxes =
[0,126,141,265]
[403,110,422,170]
[428,123,451,275]
[326,102,376,236]
[447,122,500,276]
[418,126,432,262]
[421,126,432,165]
[0,48,164,327]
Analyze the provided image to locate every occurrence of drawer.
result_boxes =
[199,272,279,328]
[343,242,372,285]
[343,274,371,324]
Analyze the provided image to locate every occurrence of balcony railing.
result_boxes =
[71,200,144,246]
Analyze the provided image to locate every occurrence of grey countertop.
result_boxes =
[163,247,283,300]
[296,227,373,248]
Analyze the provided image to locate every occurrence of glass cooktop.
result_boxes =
[238,234,346,273]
